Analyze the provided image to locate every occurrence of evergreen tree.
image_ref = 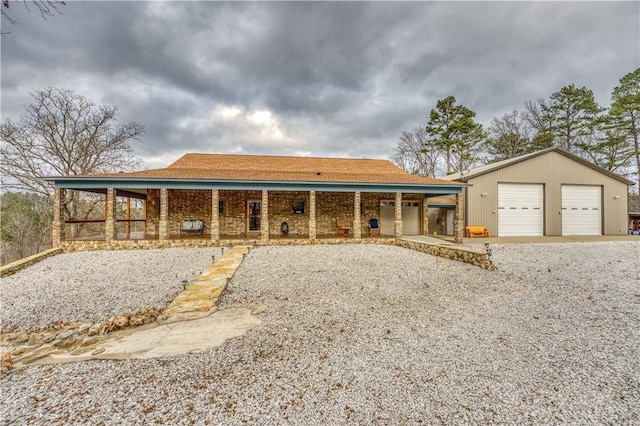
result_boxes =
[543,84,602,153]
[425,96,485,174]
[610,68,640,192]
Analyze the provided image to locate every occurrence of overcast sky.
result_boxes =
[2,1,638,170]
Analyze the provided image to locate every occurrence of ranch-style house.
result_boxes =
[42,153,469,248]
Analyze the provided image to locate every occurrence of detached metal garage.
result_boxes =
[444,148,633,237]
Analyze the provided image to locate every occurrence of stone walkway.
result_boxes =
[158,245,251,324]
[1,245,254,370]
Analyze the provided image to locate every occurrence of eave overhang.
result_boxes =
[41,176,468,195]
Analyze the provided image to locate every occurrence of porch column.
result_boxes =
[394,192,403,238]
[454,191,465,244]
[52,187,64,247]
[159,188,169,240]
[353,192,361,240]
[142,199,147,233]
[261,190,269,241]
[125,197,131,234]
[211,189,220,242]
[309,191,317,240]
[423,198,429,235]
[105,188,116,241]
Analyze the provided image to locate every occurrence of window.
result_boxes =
[292,200,305,214]
[218,200,224,214]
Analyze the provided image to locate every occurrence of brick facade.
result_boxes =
[138,189,428,239]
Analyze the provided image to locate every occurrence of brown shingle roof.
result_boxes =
[78,153,460,186]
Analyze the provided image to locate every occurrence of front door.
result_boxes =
[247,200,261,233]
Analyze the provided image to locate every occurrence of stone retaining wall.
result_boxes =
[62,238,487,268]
[0,248,63,277]
[396,239,487,267]
[61,239,220,252]
[61,238,397,252]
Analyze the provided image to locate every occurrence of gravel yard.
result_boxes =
[1,242,639,424]
[0,247,221,332]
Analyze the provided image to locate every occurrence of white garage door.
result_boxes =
[561,185,601,235]
[498,183,544,236]
[379,201,421,235]
[380,202,395,235]
[402,201,421,235]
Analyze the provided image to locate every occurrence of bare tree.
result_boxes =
[486,110,533,162]
[1,0,65,35]
[524,99,555,150]
[1,87,143,227]
[391,127,443,177]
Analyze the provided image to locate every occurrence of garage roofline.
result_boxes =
[444,147,635,186]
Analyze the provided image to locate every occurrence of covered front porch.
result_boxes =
[50,185,466,246]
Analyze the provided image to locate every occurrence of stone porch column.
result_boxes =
[353,191,361,240]
[142,199,147,233]
[105,188,116,241]
[423,198,429,235]
[211,189,220,242]
[52,187,64,247]
[394,192,403,238]
[159,188,169,240]
[454,191,465,244]
[261,190,269,241]
[309,191,317,240]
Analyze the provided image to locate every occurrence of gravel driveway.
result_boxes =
[1,242,639,424]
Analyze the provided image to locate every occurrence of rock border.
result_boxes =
[0,248,63,277]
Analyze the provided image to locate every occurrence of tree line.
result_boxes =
[392,68,640,201]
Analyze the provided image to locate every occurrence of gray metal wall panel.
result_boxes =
[465,151,629,236]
